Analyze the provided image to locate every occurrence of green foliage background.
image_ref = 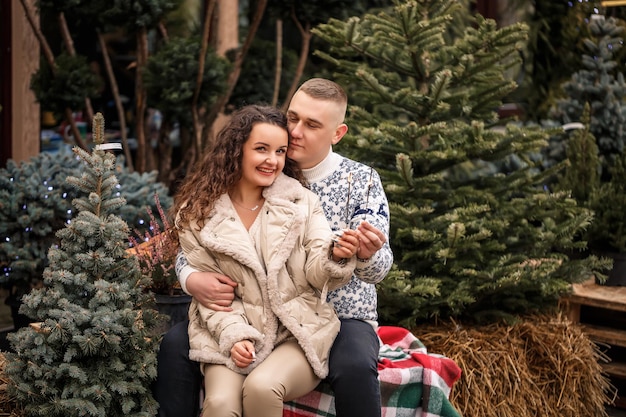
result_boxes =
[313,0,609,326]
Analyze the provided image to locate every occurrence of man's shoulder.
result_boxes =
[336,153,373,173]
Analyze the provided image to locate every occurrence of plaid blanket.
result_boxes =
[283,326,462,417]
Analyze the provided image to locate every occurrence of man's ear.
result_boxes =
[332,123,349,145]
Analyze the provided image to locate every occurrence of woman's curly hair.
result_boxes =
[172,104,304,230]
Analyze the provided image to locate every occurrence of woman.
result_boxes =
[172,105,359,417]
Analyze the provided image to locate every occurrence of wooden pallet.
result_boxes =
[561,279,626,409]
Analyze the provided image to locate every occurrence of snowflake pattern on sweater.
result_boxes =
[305,152,393,322]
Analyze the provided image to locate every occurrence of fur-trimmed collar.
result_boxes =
[261,173,306,204]
[206,173,305,219]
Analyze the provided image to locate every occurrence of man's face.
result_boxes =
[286,91,347,169]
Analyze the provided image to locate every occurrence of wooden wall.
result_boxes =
[11,0,41,165]
[0,0,40,167]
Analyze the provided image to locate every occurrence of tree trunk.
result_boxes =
[191,0,218,166]
[281,10,311,112]
[58,12,95,125]
[272,19,283,107]
[134,28,151,172]
[97,31,133,171]
[201,0,268,149]
[157,119,173,185]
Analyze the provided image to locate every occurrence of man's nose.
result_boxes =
[290,122,303,138]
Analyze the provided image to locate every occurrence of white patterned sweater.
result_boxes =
[177,151,394,326]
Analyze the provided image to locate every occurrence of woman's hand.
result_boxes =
[231,340,256,368]
[331,229,359,262]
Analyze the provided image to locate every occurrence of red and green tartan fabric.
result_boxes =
[283,326,462,417]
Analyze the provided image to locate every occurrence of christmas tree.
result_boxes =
[312,0,608,325]
[550,13,626,259]
[553,14,626,178]
[0,144,172,323]
[4,114,162,417]
[587,152,626,255]
[554,103,600,204]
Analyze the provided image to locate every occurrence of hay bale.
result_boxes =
[414,313,614,417]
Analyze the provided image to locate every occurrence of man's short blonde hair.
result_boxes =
[297,78,348,107]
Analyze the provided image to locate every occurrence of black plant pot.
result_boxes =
[605,252,626,286]
[4,293,32,331]
[154,293,192,334]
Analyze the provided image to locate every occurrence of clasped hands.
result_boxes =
[332,220,386,262]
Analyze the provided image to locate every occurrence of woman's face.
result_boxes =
[240,122,288,189]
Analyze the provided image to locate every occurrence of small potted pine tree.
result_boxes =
[4,113,162,416]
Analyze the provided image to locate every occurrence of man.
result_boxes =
[154,78,393,417]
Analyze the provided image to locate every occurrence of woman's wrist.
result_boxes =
[332,255,348,265]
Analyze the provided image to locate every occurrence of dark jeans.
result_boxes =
[153,320,201,417]
[328,318,382,417]
[152,318,381,417]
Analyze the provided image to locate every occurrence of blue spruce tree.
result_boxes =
[4,114,161,417]
[555,14,626,176]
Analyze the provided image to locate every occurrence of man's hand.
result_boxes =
[355,221,387,260]
[186,271,237,311]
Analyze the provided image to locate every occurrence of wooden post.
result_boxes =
[216,0,238,56]
[6,0,40,164]
[211,0,239,138]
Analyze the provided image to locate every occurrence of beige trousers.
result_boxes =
[201,340,320,417]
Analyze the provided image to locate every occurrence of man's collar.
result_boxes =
[302,151,341,183]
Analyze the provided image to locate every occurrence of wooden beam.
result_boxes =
[0,0,12,167]
[7,0,40,165]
